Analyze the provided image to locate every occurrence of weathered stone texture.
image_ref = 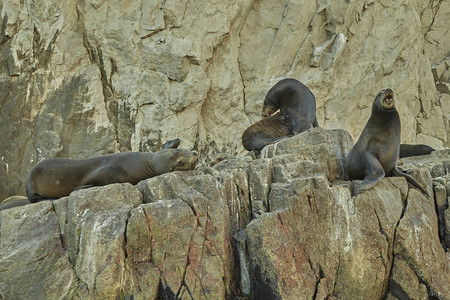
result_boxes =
[1,128,449,299]
[1,0,449,199]
[0,201,78,300]
[1,0,450,298]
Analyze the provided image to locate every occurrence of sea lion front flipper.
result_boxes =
[360,152,385,191]
[313,117,319,128]
[73,184,96,191]
[391,166,429,196]
[242,135,289,152]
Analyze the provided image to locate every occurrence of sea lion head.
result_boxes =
[166,149,199,171]
[262,104,278,118]
[209,153,234,167]
[373,88,395,111]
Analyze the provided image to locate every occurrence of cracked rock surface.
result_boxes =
[1,128,449,299]
[1,0,450,200]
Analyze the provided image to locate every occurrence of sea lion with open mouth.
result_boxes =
[345,88,429,196]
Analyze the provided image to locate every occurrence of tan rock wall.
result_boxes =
[0,0,449,199]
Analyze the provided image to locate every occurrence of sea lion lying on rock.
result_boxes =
[26,149,198,202]
[242,78,319,152]
[345,88,429,196]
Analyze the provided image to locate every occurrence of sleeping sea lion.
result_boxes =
[26,149,198,202]
[345,89,429,196]
[242,78,319,151]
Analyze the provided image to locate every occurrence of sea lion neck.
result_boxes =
[369,105,400,130]
[151,150,172,174]
[367,89,400,132]
[371,103,397,116]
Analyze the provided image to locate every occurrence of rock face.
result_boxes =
[0,0,449,199]
[1,128,449,299]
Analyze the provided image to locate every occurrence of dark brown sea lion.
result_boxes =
[242,112,292,151]
[26,149,198,202]
[399,144,435,158]
[242,78,319,151]
[345,89,429,196]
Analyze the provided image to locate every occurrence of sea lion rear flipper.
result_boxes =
[360,152,385,190]
[162,138,181,150]
[399,144,435,158]
[392,166,429,196]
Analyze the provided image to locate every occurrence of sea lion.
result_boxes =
[210,153,235,167]
[242,78,319,151]
[0,196,30,223]
[399,144,435,158]
[0,196,30,212]
[242,112,292,151]
[345,89,429,196]
[26,149,198,202]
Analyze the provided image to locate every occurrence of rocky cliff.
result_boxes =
[1,128,449,299]
[0,0,449,199]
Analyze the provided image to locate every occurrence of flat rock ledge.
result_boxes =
[1,128,449,300]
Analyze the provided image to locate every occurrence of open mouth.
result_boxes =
[383,90,394,108]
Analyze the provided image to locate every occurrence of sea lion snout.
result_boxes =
[374,88,395,110]
[383,89,394,109]
[171,149,199,171]
[376,88,393,97]
[383,88,394,100]
[191,152,199,165]
[190,156,199,170]
[262,105,277,118]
